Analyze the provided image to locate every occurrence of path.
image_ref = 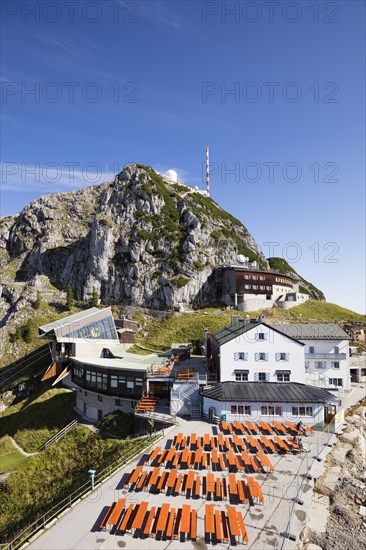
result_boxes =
[9,436,38,457]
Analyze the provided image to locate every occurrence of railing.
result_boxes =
[40,420,78,450]
[1,433,163,550]
[305,353,347,360]
[134,409,178,424]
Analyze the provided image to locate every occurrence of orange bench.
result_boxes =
[190,509,197,540]
[108,498,126,527]
[257,452,275,472]
[143,506,156,537]
[100,502,116,530]
[205,504,215,535]
[131,501,148,533]
[166,507,176,538]
[237,510,249,544]
[180,504,191,535]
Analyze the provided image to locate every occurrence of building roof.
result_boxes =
[72,349,159,371]
[39,308,101,335]
[270,323,351,340]
[202,382,334,403]
[212,320,304,346]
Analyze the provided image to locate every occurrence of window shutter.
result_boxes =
[285,353,290,361]
[265,353,269,361]
[254,372,259,381]
[255,353,259,361]
[275,353,280,361]
[234,352,239,361]
[265,372,270,382]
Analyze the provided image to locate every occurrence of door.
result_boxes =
[324,404,336,424]
[98,409,103,421]
[208,407,216,422]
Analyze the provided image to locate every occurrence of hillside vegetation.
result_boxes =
[132,301,365,349]
[0,387,75,452]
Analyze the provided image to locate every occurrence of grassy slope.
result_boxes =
[131,301,365,349]
[0,436,28,472]
[0,387,75,452]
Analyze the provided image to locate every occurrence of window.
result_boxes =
[259,276,265,281]
[260,285,266,290]
[244,275,250,280]
[329,378,343,386]
[255,352,268,361]
[236,405,251,415]
[315,361,325,369]
[97,395,103,402]
[252,275,258,280]
[277,373,290,382]
[258,372,267,381]
[332,361,340,369]
[115,399,121,406]
[231,405,237,414]
[276,353,289,361]
[309,346,315,354]
[292,406,313,417]
[252,285,258,290]
[244,284,251,290]
[257,332,266,340]
[235,371,248,381]
[127,378,135,394]
[334,346,339,354]
[238,405,244,414]
[266,286,271,290]
[234,352,248,361]
[261,406,282,416]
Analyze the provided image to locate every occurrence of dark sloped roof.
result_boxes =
[212,321,304,346]
[202,382,333,403]
[269,323,350,340]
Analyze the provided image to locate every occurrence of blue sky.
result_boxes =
[1,1,365,313]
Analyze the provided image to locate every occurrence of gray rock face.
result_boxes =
[0,164,267,314]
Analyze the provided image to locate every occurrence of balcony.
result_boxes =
[305,353,346,360]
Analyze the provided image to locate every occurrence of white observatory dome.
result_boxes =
[165,169,178,182]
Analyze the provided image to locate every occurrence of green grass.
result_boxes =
[281,300,366,323]
[98,411,135,438]
[0,387,75,452]
[0,425,154,542]
[0,436,28,472]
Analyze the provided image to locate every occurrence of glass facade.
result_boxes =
[63,316,118,341]
[71,364,144,399]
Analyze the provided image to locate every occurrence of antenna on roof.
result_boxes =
[206,146,210,196]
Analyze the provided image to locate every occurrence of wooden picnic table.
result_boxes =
[181,448,189,464]
[227,450,237,468]
[186,470,196,491]
[215,510,223,541]
[227,506,240,537]
[157,471,169,492]
[247,435,261,451]
[190,509,197,540]
[165,447,176,463]
[246,421,259,434]
[108,498,126,526]
[241,451,252,470]
[119,504,135,532]
[131,501,148,532]
[149,467,161,487]
[143,506,156,536]
[237,510,249,543]
[190,433,197,447]
[233,434,245,450]
[274,436,289,452]
[203,433,211,448]
[174,433,183,447]
[156,503,170,533]
[205,504,215,534]
[127,466,143,486]
[211,449,219,465]
[257,452,275,471]
[148,447,161,464]
[207,472,215,493]
[180,504,191,534]
[100,502,116,529]
[228,473,238,495]
[247,477,264,504]
[166,469,177,490]
[166,508,176,538]
[259,420,274,433]
[272,421,287,434]
[260,435,276,452]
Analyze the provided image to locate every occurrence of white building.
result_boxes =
[209,317,306,384]
[202,381,333,426]
[272,324,351,396]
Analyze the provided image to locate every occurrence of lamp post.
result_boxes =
[88,469,96,490]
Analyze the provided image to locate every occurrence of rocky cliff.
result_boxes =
[0,164,268,317]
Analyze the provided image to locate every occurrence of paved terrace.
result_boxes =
[28,417,342,550]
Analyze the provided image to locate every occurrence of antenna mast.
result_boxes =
[206,146,210,196]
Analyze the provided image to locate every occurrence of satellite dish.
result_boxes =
[165,169,178,182]
[237,254,245,263]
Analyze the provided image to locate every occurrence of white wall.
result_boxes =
[202,396,325,426]
[75,387,137,422]
[219,323,305,383]
[303,338,350,391]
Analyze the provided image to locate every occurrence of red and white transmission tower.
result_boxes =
[206,146,210,196]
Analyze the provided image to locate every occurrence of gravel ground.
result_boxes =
[301,404,366,550]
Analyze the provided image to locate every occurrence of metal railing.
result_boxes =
[1,433,163,550]
[40,420,78,450]
[305,353,347,360]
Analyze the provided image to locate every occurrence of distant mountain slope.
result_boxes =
[267,257,325,300]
